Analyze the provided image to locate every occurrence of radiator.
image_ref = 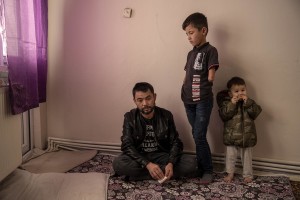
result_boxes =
[0,87,22,181]
[48,137,300,176]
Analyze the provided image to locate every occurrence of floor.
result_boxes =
[291,181,300,199]
[68,152,299,199]
[214,162,300,199]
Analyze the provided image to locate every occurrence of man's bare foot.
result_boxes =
[244,177,252,183]
[224,173,234,182]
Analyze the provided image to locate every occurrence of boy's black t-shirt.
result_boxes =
[181,42,219,104]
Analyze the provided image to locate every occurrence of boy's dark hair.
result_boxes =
[182,12,208,32]
[132,82,154,97]
[227,77,246,89]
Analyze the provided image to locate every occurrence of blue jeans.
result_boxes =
[184,98,213,174]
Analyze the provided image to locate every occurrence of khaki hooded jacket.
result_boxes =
[217,90,262,148]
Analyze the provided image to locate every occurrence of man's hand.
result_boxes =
[146,162,164,180]
[164,163,174,180]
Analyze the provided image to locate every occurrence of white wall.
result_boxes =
[47,0,300,163]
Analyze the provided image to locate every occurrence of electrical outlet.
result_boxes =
[123,8,132,18]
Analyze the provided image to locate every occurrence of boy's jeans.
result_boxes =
[184,97,213,175]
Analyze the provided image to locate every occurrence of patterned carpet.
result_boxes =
[68,152,298,200]
[291,181,300,200]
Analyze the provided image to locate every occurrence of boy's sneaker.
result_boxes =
[200,173,213,184]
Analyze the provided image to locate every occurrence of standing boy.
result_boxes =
[217,77,262,183]
[181,12,219,184]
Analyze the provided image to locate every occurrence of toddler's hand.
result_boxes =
[231,96,239,104]
[239,94,248,103]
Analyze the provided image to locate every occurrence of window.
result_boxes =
[0,0,32,155]
[0,0,8,86]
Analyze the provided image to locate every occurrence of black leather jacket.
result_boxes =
[121,106,183,168]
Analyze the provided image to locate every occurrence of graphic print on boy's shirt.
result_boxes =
[193,52,205,70]
[191,52,205,101]
[192,75,201,101]
[141,124,158,152]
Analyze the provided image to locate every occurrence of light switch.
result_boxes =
[123,8,132,18]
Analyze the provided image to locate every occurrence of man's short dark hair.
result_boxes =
[227,77,246,89]
[132,82,154,97]
[182,12,208,32]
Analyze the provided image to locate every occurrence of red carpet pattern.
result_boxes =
[68,152,296,200]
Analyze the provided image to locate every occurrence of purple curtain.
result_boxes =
[5,0,47,114]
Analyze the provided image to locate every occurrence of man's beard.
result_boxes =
[140,106,154,115]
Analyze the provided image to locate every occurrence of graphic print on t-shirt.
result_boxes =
[193,52,205,70]
[141,124,158,152]
[192,75,201,101]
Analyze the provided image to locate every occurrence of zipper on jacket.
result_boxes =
[240,101,245,147]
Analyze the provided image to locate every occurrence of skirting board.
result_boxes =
[47,137,300,177]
